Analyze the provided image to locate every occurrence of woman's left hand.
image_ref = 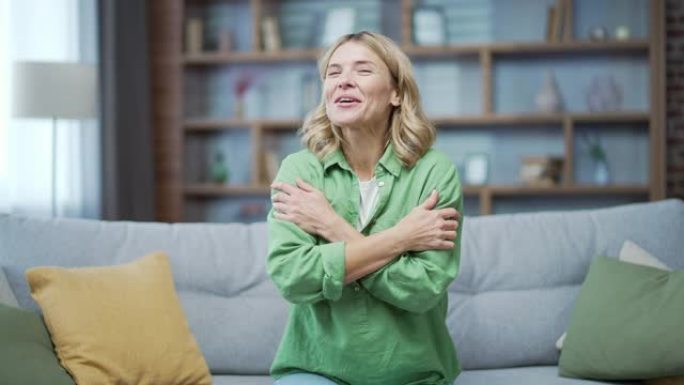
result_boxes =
[271,178,338,237]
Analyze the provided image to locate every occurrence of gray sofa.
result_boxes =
[1,199,683,385]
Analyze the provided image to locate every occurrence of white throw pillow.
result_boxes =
[555,240,671,350]
[618,240,671,271]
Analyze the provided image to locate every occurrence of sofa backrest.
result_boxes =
[0,216,283,374]
[449,198,684,369]
[1,199,683,373]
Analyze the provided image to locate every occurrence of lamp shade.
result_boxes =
[12,61,97,119]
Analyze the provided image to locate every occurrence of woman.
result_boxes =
[267,31,463,385]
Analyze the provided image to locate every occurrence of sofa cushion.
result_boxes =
[179,290,288,373]
[25,252,212,385]
[0,303,74,385]
[559,256,684,380]
[555,240,673,350]
[212,374,273,385]
[454,366,640,385]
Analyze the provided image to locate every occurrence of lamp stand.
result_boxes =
[51,117,57,217]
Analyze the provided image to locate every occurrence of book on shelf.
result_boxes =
[186,17,203,54]
[545,5,556,42]
[546,0,570,43]
[262,16,282,52]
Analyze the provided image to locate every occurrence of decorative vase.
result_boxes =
[535,70,563,113]
[210,151,229,184]
[593,158,610,185]
[586,75,622,112]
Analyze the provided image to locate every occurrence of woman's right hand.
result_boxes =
[393,190,460,252]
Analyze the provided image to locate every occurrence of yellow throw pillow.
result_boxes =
[25,252,211,385]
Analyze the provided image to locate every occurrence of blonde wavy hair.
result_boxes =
[299,31,435,169]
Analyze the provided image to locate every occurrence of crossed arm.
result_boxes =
[271,177,460,284]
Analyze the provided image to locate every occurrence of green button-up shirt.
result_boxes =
[267,144,463,385]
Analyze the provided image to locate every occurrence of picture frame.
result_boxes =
[463,153,489,185]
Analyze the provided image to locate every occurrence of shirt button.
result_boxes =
[378,181,385,187]
[354,285,360,292]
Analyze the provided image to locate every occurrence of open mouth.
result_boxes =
[334,95,362,105]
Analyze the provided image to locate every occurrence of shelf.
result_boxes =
[184,183,649,198]
[184,49,320,65]
[184,118,250,132]
[185,184,270,197]
[486,39,649,55]
[470,184,650,196]
[406,40,648,58]
[183,118,303,132]
[183,40,650,65]
[183,112,650,132]
[571,112,650,124]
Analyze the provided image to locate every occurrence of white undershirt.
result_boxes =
[357,178,380,230]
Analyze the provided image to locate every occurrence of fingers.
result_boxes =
[436,240,455,250]
[295,177,315,192]
[273,209,292,222]
[272,202,288,214]
[438,207,459,219]
[421,190,439,209]
[441,220,459,231]
[271,192,289,203]
[271,181,298,195]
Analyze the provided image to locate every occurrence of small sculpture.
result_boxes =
[535,70,563,113]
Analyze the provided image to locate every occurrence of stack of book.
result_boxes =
[546,0,572,43]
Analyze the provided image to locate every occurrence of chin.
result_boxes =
[328,115,361,128]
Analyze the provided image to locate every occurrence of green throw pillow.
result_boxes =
[559,256,684,380]
[0,303,74,385]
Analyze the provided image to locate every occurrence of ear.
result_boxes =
[390,88,401,107]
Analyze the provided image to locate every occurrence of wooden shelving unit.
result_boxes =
[149,0,666,221]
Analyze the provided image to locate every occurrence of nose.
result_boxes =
[337,72,355,89]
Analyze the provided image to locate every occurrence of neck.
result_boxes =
[341,125,388,181]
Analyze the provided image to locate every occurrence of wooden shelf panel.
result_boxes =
[184,49,320,65]
[183,40,649,65]
[185,184,270,197]
[434,112,649,126]
[184,183,649,198]
[183,112,650,132]
[183,118,303,132]
[467,184,650,196]
[184,118,250,132]
[571,111,650,124]
[487,39,649,55]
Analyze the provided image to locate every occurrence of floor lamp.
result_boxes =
[11,61,97,217]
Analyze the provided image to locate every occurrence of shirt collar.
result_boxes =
[323,143,402,177]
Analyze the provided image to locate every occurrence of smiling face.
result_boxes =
[323,41,400,131]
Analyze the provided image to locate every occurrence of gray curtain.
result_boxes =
[98,0,155,220]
